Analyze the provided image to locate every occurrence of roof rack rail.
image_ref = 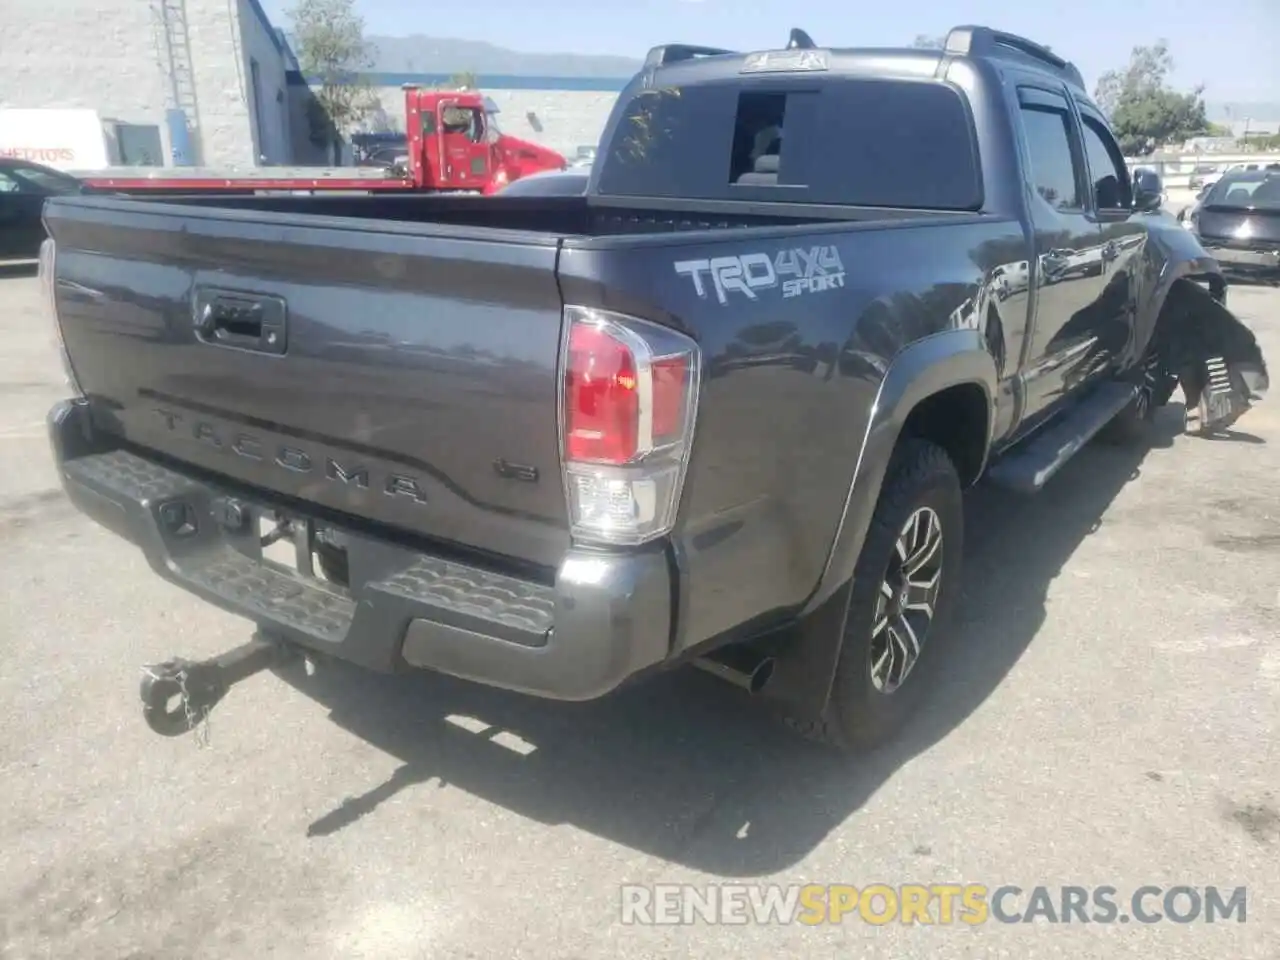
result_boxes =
[644,43,737,68]
[943,25,1085,89]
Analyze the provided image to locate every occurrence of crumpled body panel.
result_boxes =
[1158,281,1269,433]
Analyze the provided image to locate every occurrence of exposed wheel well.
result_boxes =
[900,383,989,486]
[1154,275,1225,334]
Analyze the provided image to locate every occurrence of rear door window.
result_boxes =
[1016,88,1084,211]
[597,77,983,210]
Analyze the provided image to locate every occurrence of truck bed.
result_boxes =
[74,165,399,181]
[42,191,997,582]
[114,191,963,236]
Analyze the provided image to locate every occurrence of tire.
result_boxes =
[1098,349,1178,446]
[789,438,964,751]
[1098,397,1157,445]
[316,542,349,585]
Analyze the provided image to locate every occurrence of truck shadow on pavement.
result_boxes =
[276,406,1187,875]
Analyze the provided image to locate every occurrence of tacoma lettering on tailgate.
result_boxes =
[152,408,429,504]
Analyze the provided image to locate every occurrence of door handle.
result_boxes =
[193,288,288,355]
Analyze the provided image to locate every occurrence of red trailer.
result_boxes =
[80,87,567,196]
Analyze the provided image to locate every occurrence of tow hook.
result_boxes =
[139,632,298,738]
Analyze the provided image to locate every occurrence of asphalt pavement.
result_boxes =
[0,268,1276,959]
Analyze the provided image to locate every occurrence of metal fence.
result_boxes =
[1126,152,1280,189]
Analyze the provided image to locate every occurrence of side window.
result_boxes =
[1017,90,1083,211]
[1079,115,1132,210]
[0,172,19,194]
[441,107,484,143]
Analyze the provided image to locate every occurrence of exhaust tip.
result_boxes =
[692,650,776,694]
[748,657,776,694]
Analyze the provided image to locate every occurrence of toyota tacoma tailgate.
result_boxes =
[44,195,571,568]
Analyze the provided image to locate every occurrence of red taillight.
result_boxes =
[651,356,688,443]
[565,323,639,464]
[559,306,701,545]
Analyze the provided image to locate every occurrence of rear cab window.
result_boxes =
[1206,173,1280,210]
[596,76,983,211]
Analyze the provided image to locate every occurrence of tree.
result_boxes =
[288,0,378,163]
[1093,40,1211,154]
[449,71,478,91]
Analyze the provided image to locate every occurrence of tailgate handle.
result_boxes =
[193,289,287,355]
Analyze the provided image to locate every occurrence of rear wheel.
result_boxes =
[792,439,963,751]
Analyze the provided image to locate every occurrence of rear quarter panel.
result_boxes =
[561,214,1027,651]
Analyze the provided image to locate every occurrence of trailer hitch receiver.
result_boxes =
[140,633,297,737]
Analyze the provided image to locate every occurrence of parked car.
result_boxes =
[1188,164,1220,190]
[1184,169,1280,283]
[40,25,1268,752]
[1178,178,1220,227]
[496,166,590,196]
[0,157,84,260]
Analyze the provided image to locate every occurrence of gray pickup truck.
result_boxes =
[41,26,1267,750]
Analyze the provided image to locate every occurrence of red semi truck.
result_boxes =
[80,87,567,196]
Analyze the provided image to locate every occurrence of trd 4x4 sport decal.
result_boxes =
[674,245,846,305]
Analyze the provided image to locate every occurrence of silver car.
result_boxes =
[498,166,591,196]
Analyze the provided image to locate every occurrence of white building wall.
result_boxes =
[0,0,290,169]
[0,0,170,165]
[184,0,254,167]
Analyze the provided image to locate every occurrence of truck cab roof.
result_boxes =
[639,25,1087,95]
[587,25,1095,217]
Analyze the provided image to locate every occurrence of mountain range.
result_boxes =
[353,35,1277,121]
[365,34,643,77]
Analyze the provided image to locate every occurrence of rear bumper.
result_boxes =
[1203,243,1280,283]
[48,399,673,700]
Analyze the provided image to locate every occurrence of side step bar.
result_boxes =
[986,382,1138,494]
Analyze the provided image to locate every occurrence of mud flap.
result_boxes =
[1156,282,1269,434]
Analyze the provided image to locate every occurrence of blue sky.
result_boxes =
[259,0,1278,102]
